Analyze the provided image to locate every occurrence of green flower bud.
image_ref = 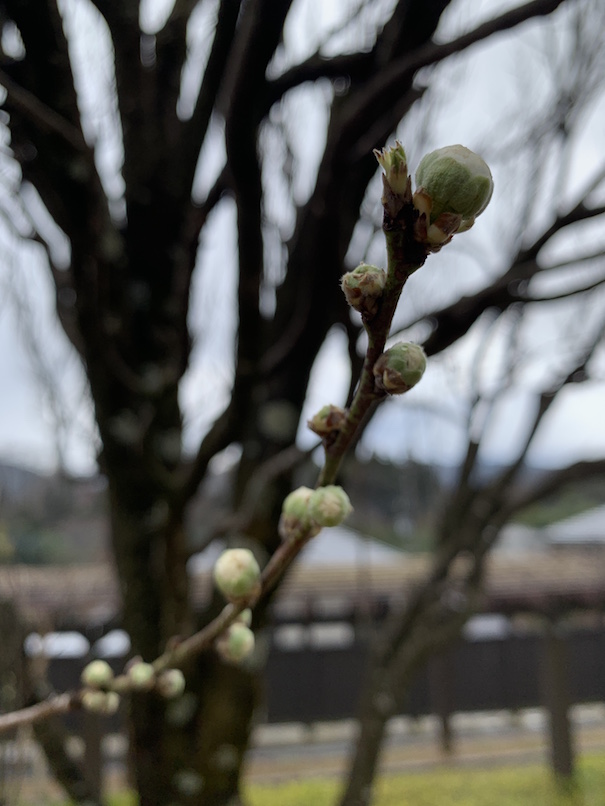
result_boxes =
[415,145,493,225]
[341,264,387,319]
[236,608,253,627]
[128,661,156,691]
[308,486,352,528]
[374,142,409,197]
[81,659,114,689]
[81,690,120,715]
[216,623,255,665]
[307,404,347,438]
[157,668,186,699]
[213,548,261,602]
[373,343,426,394]
[279,486,317,541]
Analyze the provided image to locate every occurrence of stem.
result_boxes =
[318,227,424,485]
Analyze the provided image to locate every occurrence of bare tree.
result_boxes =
[1,1,604,804]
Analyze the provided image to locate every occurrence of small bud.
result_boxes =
[81,660,114,689]
[216,623,255,665]
[374,142,409,197]
[307,404,347,438]
[415,145,493,226]
[81,690,120,715]
[341,264,387,319]
[157,669,186,699]
[236,608,253,627]
[128,661,156,691]
[308,486,352,528]
[373,343,426,394]
[213,548,261,602]
[279,486,319,541]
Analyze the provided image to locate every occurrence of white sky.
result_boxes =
[1,0,605,476]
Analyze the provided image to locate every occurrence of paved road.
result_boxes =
[246,705,605,783]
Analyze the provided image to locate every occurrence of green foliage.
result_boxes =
[515,481,605,528]
[246,753,605,806]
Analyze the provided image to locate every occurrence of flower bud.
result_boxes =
[341,264,387,319]
[128,661,156,691]
[81,690,120,715]
[157,668,186,699]
[373,343,426,394]
[216,623,255,665]
[236,608,253,627]
[213,548,261,602]
[307,404,347,439]
[81,659,114,689]
[308,486,352,528]
[374,142,409,197]
[415,145,493,226]
[278,486,317,541]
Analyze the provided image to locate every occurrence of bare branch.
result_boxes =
[0,693,76,734]
[0,68,86,152]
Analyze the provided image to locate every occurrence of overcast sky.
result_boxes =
[1,0,604,476]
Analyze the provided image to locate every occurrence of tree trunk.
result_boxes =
[339,576,479,806]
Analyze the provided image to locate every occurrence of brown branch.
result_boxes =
[223,0,294,385]
[524,274,605,302]
[422,201,605,357]
[0,68,86,152]
[340,0,569,157]
[175,399,242,510]
[501,459,605,522]
[0,693,77,733]
[175,0,242,201]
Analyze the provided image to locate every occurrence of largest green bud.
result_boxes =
[415,145,493,223]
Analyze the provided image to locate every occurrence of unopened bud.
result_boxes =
[374,142,409,197]
[81,660,114,689]
[415,145,493,227]
[341,264,387,319]
[128,661,156,691]
[236,608,253,627]
[157,668,186,699]
[308,486,352,528]
[216,623,255,664]
[307,404,347,438]
[279,486,318,541]
[81,690,120,715]
[213,548,261,602]
[373,343,426,394]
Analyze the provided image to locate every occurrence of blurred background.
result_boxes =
[1,0,605,804]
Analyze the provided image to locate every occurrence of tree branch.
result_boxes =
[0,68,86,152]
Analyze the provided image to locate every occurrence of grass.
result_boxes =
[246,753,605,806]
[19,753,605,805]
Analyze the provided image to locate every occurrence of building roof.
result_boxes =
[4,539,605,628]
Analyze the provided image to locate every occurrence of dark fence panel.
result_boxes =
[43,623,605,726]
[262,625,605,723]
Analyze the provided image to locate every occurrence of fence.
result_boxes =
[42,617,605,727]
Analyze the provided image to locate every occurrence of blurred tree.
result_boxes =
[2,0,605,804]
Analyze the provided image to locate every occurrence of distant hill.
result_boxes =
[1,455,603,564]
[0,461,108,564]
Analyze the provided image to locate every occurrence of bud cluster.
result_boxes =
[79,657,186,713]
[279,484,352,541]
